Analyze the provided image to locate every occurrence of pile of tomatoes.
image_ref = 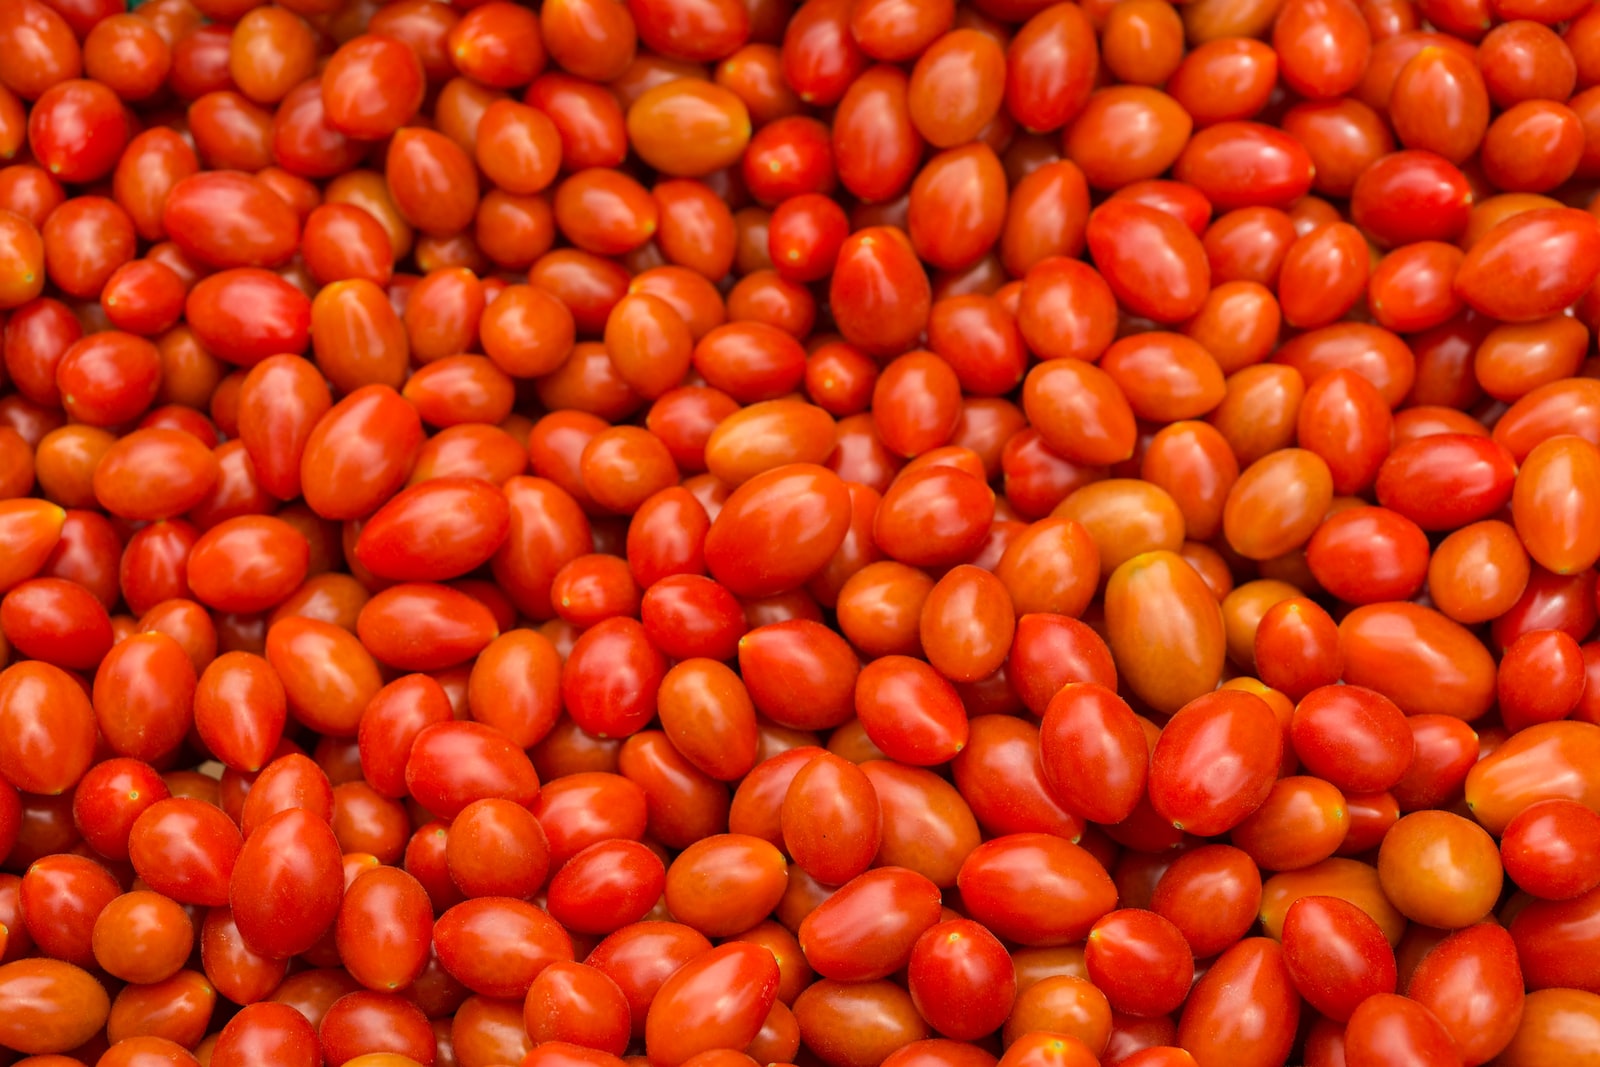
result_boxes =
[9,0,1600,1063]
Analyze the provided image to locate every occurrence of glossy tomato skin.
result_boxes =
[645,943,781,1067]
[1407,922,1524,1065]
[1104,550,1226,715]
[299,386,425,522]
[1340,602,1498,721]
[1176,938,1300,1067]
[956,833,1117,946]
[230,808,343,959]
[797,866,943,982]
[1455,208,1600,322]
[704,464,852,597]
[1465,721,1600,834]
[405,721,540,819]
[0,958,111,1055]
[1149,688,1282,836]
[1038,683,1146,826]
[0,659,97,794]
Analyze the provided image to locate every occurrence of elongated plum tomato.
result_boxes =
[702,464,852,598]
[1104,550,1226,715]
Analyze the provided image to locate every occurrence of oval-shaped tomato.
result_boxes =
[956,833,1117,947]
[230,808,343,959]
[1149,688,1283,836]
[645,943,781,1067]
[1104,551,1226,715]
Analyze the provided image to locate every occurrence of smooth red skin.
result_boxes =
[1510,882,1600,993]
[524,961,632,1055]
[798,867,944,982]
[1176,938,1300,1067]
[1037,683,1148,826]
[645,943,781,1067]
[1280,896,1396,1023]
[1083,910,1194,1020]
[0,659,96,795]
[50,329,160,429]
[264,615,382,737]
[211,1001,321,1067]
[1467,721,1600,835]
[1003,3,1096,129]
[41,510,120,615]
[907,918,1016,1042]
[335,866,433,993]
[1502,799,1600,900]
[235,355,331,503]
[1494,379,1600,462]
[781,0,866,106]
[237,752,333,839]
[1343,994,1461,1067]
[1252,598,1342,701]
[299,385,425,522]
[1489,567,1596,652]
[588,922,713,1039]
[1304,506,1428,605]
[956,833,1117,947]
[318,990,435,1065]
[862,760,981,890]
[184,269,311,369]
[1390,714,1478,813]
[356,583,499,671]
[195,652,289,774]
[1006,613,1117,715]
[1290,684,1414,794]
[230,808,343,960]
[872,351,962,459]
[829,226,932,357]
[128,797,242,906]
[532,770,649,867]
[626,486,711,587]
[832,67,921,207]
[162,172,300,270]
[1499,629,1588,732]
[522,1043,627,1067]
[1455,208,1600,322]
[2,574,113,669]
[639,574,745,662]
[492,476,594,620]
[92,631,197,762]
[704,463,853,597]
[783,751,882,886]
[874,464,996,568]
[1407,923,1524,1066]
[70,757,169,861]
[404,721,540,819]
[729,746,826,848]
[951,715,1084,841]
[1085,200,1210,324]
[561,615,668,738]
[546,839,666,935]
[466,630,563,750]
[1021,357,1135,467]
[1148,689,1283,837]
[0,957,111,1056]
[432,897,573,1000]
[1350,151,1472,247]
[854,655,969,765]
[187,516,310,614]
[19,853,120,969]
[1341,601,1499,722]
[1175,122,1315,211]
